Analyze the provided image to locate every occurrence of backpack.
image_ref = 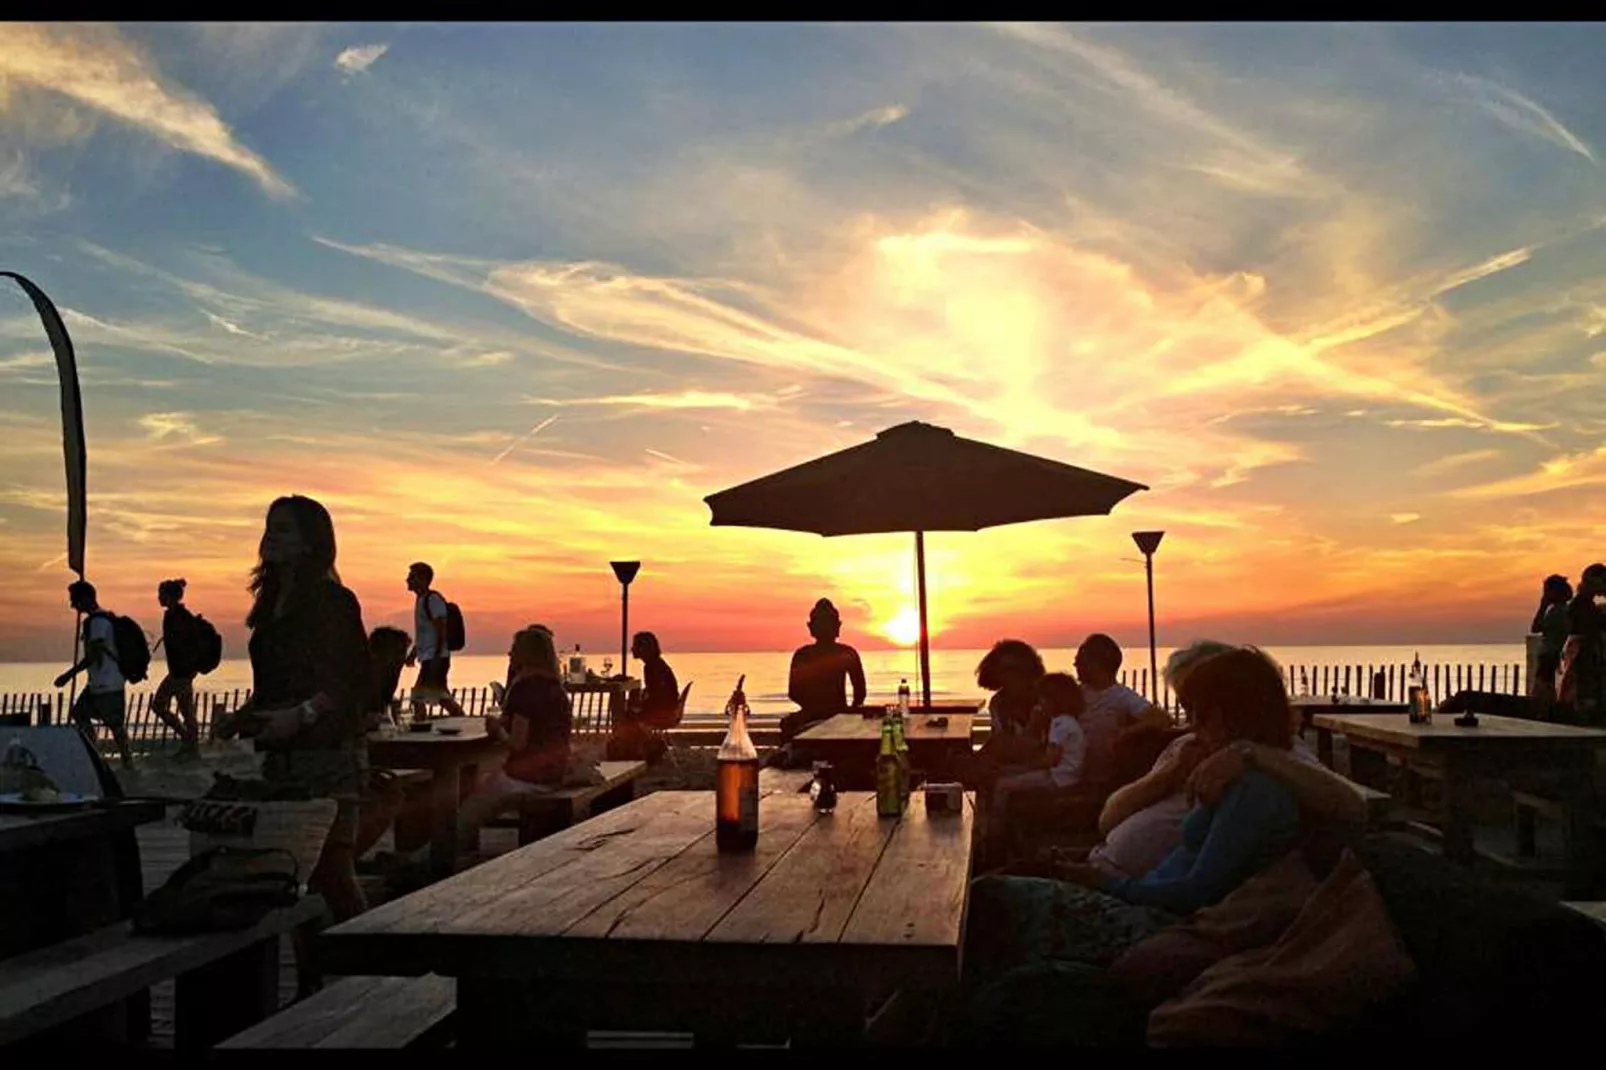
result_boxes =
[131,846,300,935]
[96,612,151,684]
[443,598,466,653]
[191,614,224,675]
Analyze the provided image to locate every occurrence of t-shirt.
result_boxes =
[84,613,124,694]
[502,675,573,784]
[414,591,450,662]
[1080,682,1155,774]
[1047,715,1087,789]
[1540,603,1571,656]
[1089,733,1320,880]
[638,656,681,727]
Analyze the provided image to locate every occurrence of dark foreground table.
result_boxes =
[320,786,975,1047]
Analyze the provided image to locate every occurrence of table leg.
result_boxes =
[1316,727,1334,770]
[174,936,279,1050]
[429,760,464,877]
[1440,755,1478,865]
[1562,758,1601,898]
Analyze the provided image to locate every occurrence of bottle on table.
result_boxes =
[568,645,586,684]
[892,709,911,809]
[1407,654,1433,725]
[876,712,902,818]
[809,761,837,814]
[716,674,760,852]
[897,678,911,718]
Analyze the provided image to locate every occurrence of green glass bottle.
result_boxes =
[876,713,901,817]
[891,708,910,811]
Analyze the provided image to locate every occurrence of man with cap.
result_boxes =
[780,598,867,744]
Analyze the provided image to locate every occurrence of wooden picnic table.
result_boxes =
[794,712,975,788]
[367,717,505,878]
[1311,712,1606,890]
[318,786,975,1048]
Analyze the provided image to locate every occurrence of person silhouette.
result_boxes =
[782,598,867,743]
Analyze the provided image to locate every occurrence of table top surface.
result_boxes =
[1310,711,1606,748]
[321,787,975,990]
[0,798,166,854]
[367,715,496,747]
[796,712,975,743]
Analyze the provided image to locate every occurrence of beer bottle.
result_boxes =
[1407,655,1432,726]
[897,678,911,718]
[890,705,910,809]
[716,675,760,852]
[876,712,901,817]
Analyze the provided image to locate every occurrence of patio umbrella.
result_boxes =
[704,421,1148,707]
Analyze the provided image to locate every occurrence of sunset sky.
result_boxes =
[3,22,1605,662]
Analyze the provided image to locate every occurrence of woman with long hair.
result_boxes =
[1532,575,1573,714]
[443,624,573,849]
[216,494,372,922]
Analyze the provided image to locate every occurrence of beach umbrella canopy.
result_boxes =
[704,421,1148,706]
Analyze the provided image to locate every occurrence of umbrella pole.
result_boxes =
[916,530,932,710]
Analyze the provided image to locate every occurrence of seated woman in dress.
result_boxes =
[955,647,1311,1046]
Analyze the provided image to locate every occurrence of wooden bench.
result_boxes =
[483,760,649,846]
[217,973,454,1050]
[1353,782,1398,829]
[0,895,327,1051]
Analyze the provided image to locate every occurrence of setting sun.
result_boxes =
[882,606,924,647]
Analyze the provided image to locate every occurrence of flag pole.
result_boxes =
[916,530,932,710]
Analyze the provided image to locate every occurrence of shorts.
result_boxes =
[414,657,451,695]
[72,688,126,730]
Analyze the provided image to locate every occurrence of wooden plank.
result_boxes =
[839,794,972,983]
[1563,902,1606,928]
[563,793,820,941]
[0,896,327,1046]
[454,795,718,937]
[707,793,896,945]
[796,713,974,743]
[328,791,708,940]
[216,974,455,1049]
[0,801,164,855]
[1311,712,1606,750]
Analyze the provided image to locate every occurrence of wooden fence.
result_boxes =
[0,660,1526,752]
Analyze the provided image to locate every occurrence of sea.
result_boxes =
[0,644,1528,720]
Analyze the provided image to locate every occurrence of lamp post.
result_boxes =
[1132,531,1165,705]
[610,561,641,680]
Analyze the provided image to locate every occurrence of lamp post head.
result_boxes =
[610,561,641,586]
[1132,531,1165,556]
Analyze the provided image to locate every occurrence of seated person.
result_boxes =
[1017,641,1365,882]
[624,631,681,729]
[968,639,1049,778]
[779,598,866,742]
[607,631,680,763]
[986,672,1086,852]
[956,647,1309,1046]
[1075,633,1173,787]
[406,625,572,860]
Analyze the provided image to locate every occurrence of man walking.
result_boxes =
[406,562,465,718]
[54,580,135,769]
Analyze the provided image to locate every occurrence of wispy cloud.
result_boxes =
[535,390,777,412]
[1444,72,1596,165]
[489,414,558,465]
[335,43,390,77]
[1412,448,1503,479]
[0,23,295,198]
[138,411,222,446]
[1390,513,1422,525]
